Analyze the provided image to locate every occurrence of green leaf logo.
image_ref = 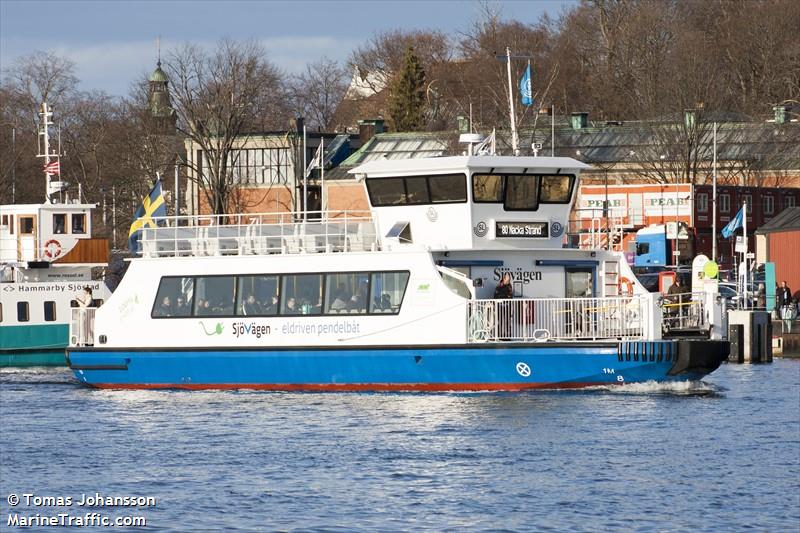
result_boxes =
[200,321,224,336]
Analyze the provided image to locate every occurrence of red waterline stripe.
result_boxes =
[89,382,601,392]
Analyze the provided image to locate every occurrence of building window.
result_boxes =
[44,301,57,322]
[741,194,753,211]
[764,196,774,215]
[17,301,29,322]
[71,214,86,234]
[697,193,708,213]
[53,214,67,234]
[719,194,730,213]
[786,196,797,209]
[224,147,292,185]
[20,217,34,234]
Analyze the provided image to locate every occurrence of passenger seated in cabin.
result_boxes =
[331,286,349,311]
[175,296,190,316]
[348,282,369,311]
[212,296,234,315]
[264,295,279,315]
[196,298,213,316]
[242,294,262,315]
[285,297,298,314]
[156,295,173,317]
[381,293,392,310]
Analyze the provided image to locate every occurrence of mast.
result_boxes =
[36,102,61,203]
[505,47,519,155]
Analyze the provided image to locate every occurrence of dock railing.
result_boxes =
[70,307,96,347]
[467,296,649,342]
[139,210,378,258]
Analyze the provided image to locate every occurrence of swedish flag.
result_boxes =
[128,178,167,254]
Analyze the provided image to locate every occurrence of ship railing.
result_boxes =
[70,307,96,347]
[139,210,378,258]
[660,292,708,333]
[466,296,649,343]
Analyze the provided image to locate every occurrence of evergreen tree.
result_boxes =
[389,47,426,132]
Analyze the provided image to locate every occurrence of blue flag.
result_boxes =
[721,205,744,238]
[519,64,533,106]
[128,178,167,254]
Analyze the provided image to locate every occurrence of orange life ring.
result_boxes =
[44,239,62,259]
[618,276,634,296]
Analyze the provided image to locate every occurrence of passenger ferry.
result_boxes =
[67,152,729,390]
[1,104,110,367]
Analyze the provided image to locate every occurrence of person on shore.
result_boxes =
[756,284,766,310]
[777,281,793,319]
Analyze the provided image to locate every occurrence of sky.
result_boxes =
[0,0,574,97]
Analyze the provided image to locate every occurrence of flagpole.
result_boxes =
[302,125,307,221]
[505,47,519,155]
[743,200,748,309]
[551,104,555,157]
[712,122,717,261]
[320,137,325,217]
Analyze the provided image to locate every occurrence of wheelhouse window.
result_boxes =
[325,272,370,314]
[71,213,86,234]
[539,175,573,203]
[152,277,194,317]
[366,178,406,206]
[17,301,29,322]
[504,175,539,211]
[472,173,574,210]
[472,174,504,202]
[366,174,467,207]
[53,214,67,234]
[282,274,323,315]
[237,275,279,316]
[44,301,56,322]
[195,276,236,316]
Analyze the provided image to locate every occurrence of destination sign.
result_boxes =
[495,221,549,238]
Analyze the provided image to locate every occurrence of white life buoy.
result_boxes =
[44,239,62,259]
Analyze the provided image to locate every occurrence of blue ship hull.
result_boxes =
[67,340,729,391]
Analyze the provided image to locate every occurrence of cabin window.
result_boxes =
[366,178,407,206]
[71,214,86,234]
[17,301,30,322]
[473,174,505,202]
[366,174,467,207]
[1,214,13,233]
[504,175,539,211]
[369,272,410,314]
[282,274,323,315]
[539,175,573,203]
[237,275,280,316]
[19,217,34,235]
[53,214,67,234]
[43,301,57,321]
[325,272,370,314]
[195,276,236,316]
[152,277,194,317]
[636,242,650,256]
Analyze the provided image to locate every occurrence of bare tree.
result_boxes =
[290,57,347,130]
[164,39,289,216]
[3,50,79,126]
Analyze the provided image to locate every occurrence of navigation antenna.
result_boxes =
[37,102,64,203]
